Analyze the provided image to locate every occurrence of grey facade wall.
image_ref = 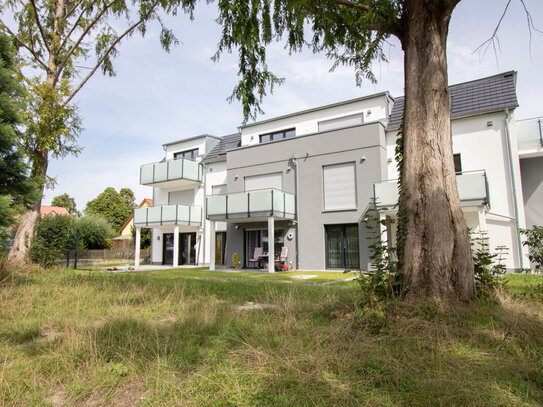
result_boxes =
[224,122,388,270]
[520,156,543,228]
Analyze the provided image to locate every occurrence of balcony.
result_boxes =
[140,159,202,189]
[517,117,543,155]
[206,188,296,221]
[133,204,202,227]
[373,171,489,209]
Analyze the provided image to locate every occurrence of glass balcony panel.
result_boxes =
[140,165,154,184]
[147,206,162,223]
[249,190,272,213]
[168,159,183,180]
[272,190,285,213]
[153,161,168,182]
[207,195,227,216]
[133,208,147,225]
[374,182,399,207]
[190,206,201,223]
[228,192,249,214]
[162,205,177,222]
[457,172,487,201]
[177,205,190,222]
[285,194,295,214]
[183,159,199,181]
[517,119,542,150]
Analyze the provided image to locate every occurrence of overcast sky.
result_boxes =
[42,0,543,211]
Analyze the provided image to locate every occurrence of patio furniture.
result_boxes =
[274,246,289,271]
[248,247,263,269]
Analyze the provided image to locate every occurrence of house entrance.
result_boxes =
[162,232,197,265]
[325,224,359,269]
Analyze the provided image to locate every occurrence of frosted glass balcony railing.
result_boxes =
[517,118,543,151]
[133,204,202,227]
[373,171,489,208]
[140,158,202,185]
[206,189,296,220]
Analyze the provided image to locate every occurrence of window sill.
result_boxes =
[322,208,358,213]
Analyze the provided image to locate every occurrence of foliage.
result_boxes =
[75,216,113,250]
[119,188,136,209]
[131,227,151,250]
[471,234,507,296]
[85,187,134,232]
[51,193,79,216]
[232,252,240,268]
[521,225,543,271]
[0,33,39,228]
[30,214,74,266]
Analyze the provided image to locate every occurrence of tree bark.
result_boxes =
[398,0,475,301]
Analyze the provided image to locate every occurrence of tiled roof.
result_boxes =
[203,133,241,162]
[40,205,70,217]
[387,71,518,130]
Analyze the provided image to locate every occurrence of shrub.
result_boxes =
[521,226,543,271]
[131,226,151,249]
[471,234,507,296]
[30,214,74,267]
[75,216,113,249]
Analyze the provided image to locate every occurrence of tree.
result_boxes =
[85,187,133,232]
[132,226,151,250]
[0,33,39,230]
[212,0,537,302]
[51,193,79,216]
[75,216,113,249]
[30,213,74,266]
[1,0,195,263]
[119,188,136,209]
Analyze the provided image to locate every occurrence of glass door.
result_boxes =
[163,233,174,265]
[325,224,359,269]
[215,232,226,265]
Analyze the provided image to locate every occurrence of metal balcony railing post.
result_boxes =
[539,119,542,147]
[188,205,191,226]
[226,195,229,219]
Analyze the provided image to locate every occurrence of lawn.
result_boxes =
[0,267,542,406]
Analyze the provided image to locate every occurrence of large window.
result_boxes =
[174,148,198,160]
[325,224,359,269]
[323,162,357,211]
[259,128,295,143]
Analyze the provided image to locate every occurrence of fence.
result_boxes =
[66,249,150,266]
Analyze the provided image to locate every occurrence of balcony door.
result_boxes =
[163,232,197,265]
[325,224,359,269]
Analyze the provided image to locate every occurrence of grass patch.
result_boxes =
[0,267,542,406]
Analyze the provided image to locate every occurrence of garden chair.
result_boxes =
[248,247,263,269]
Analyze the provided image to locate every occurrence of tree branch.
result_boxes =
[331,0,399,35]
[333,0,371,12]
[58,0,103,59]
[29,0,51,52]
[65,0,86,20]
[63,2,160,107]
[56,0,117,82]
[0,18,48,69]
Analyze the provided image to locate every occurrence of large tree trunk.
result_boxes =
[7,150,48,264]
[398,0,475,301]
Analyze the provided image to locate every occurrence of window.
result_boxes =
[318,113,364,132]
[212,184,227,195]
[323,162,357,211]
[174,148,198,160]
[454,154,462,173]
[244,173,282,191]
[326,224,359,269]
[259,128,295,143]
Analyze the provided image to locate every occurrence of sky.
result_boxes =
[42,0,543,211]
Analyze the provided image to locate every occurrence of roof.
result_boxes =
[40,206,70,217]
[241,92,390,130]
[118,198,153,233]
[202,133,241,163]
[387,71,518,130]
[162,134,221,147]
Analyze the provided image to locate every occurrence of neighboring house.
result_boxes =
[133,71,542,272]
[111,198,153,250]
[40,205,70,217]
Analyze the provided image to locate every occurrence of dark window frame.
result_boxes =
[259,128,296,144]
[454,153,462,173]
[324,224,360,270]
[174,148,199,161]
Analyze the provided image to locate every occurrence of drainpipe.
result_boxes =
[291,155,300,270]
[201,162,207,266]
[503,108,525,270]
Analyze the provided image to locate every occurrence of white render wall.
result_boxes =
[385,111,528,269]
[240,95,391,146]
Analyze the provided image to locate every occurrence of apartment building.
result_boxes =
[134,71,542,272]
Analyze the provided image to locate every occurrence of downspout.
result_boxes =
[503,108,525,270]
[291,155,300,270]
[201,162,207,266]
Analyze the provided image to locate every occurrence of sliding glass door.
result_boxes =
[325,224,359,269]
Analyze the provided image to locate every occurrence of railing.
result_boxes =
[373,170,489,208]
[517,117,543,151]
[140,158,202,185]
[206,188,296,220]
[133,204,202,227]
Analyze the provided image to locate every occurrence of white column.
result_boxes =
[209,221,216,271]
[173,226,179,267]
[268,217,275,273]
[477,207,488,237]
[135,227,141,267]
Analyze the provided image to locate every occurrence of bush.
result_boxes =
[521,226,543,271]
[131,226,151,249]
[30,214,74,267]
[471,234,507,296]
[75,216,113,249]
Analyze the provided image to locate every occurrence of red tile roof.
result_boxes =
[40,205,70,217]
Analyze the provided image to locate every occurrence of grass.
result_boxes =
[0,267,542,406]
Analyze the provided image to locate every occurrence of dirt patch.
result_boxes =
[45,388,69,407]
[86,379,145,406]
[38,327,62,343]
[234,302,277,312]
